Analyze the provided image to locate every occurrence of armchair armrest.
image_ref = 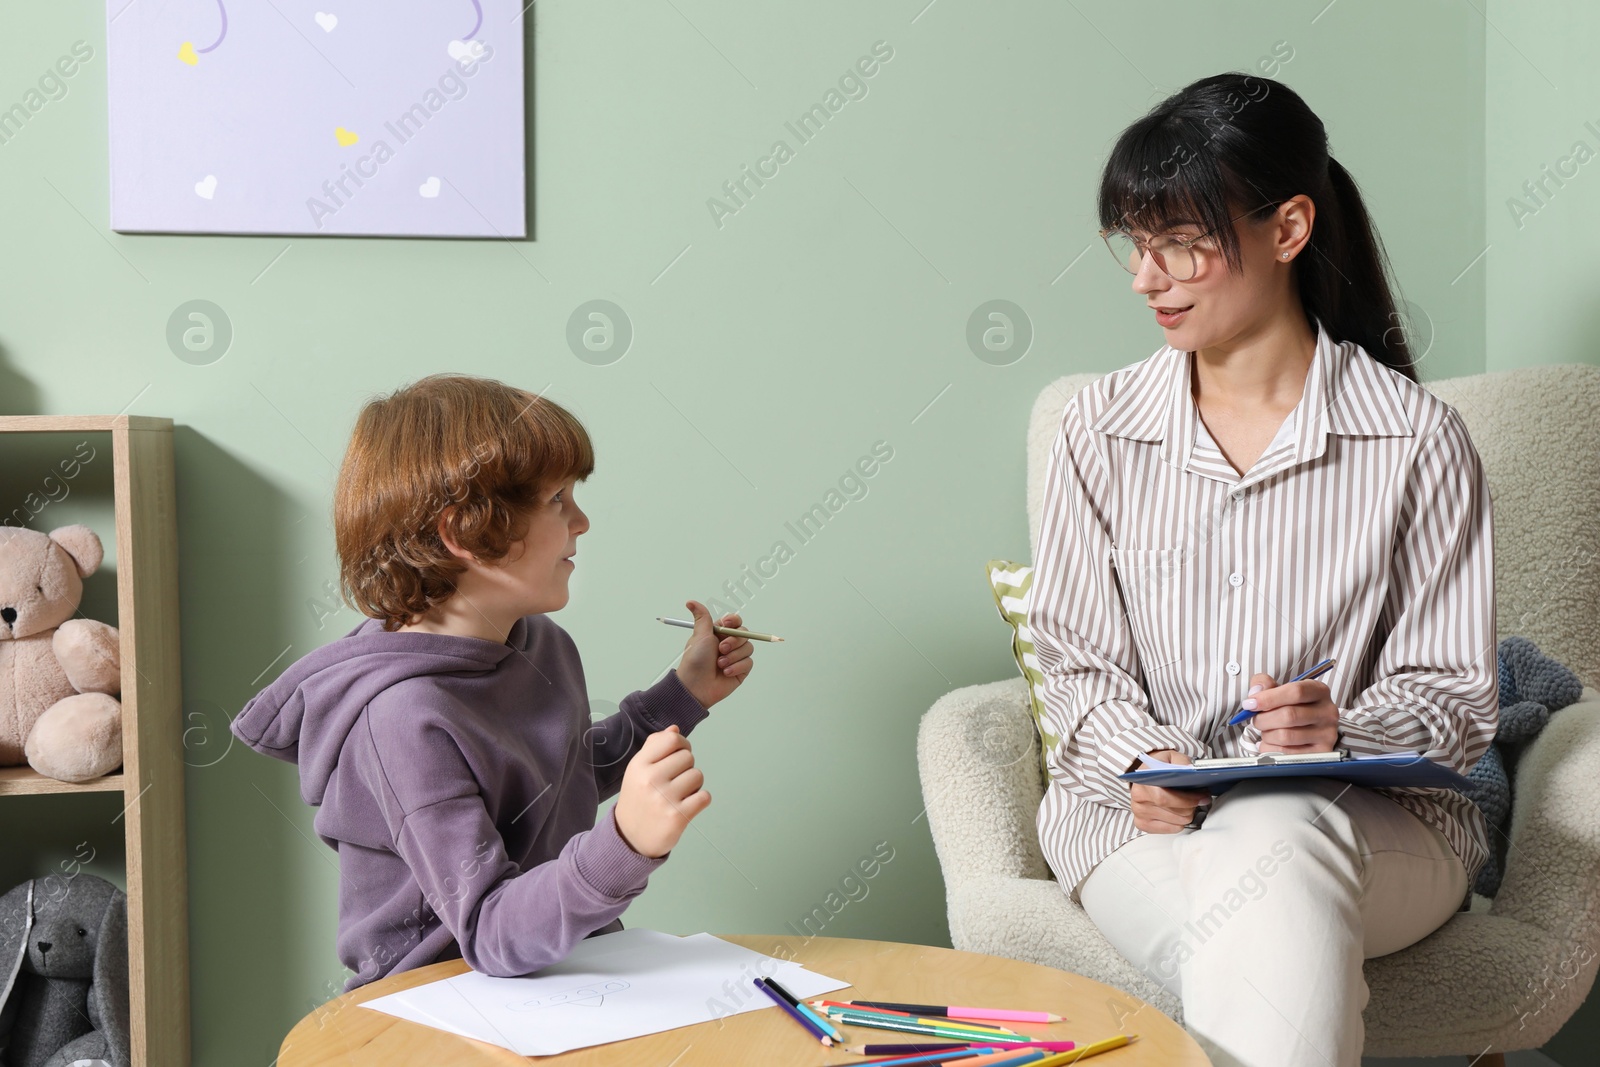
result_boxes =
[917,678,1052,884]
[1491,687,1600,969]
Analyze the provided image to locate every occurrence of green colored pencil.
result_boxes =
[822,1010,1027,1043]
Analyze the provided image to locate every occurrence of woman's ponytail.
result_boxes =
[1302,156,1417,381]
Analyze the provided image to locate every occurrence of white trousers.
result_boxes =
[1076,777,1469,1067]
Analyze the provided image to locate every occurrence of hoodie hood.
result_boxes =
[230,615,528,805]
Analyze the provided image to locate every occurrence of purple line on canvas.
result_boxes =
[198,0,228,53]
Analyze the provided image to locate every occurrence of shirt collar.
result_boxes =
[1090,317,1413,485]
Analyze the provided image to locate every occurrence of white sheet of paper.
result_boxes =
[359,928,850,1056]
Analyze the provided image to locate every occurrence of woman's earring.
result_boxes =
[1281,252,1290,259]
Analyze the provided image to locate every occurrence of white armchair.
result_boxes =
[917,364,1600,1060]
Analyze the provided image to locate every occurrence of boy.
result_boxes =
[231,374,754,991]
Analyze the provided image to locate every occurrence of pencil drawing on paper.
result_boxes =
[505,979,631,1012]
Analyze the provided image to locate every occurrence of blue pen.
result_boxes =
[1226,657,1336,726]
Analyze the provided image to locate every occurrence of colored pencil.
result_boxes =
[819,1011,1027,1043]
[823,1014,1024,1041]
[1031,1034,1134,1064]
[822,1011,1020,1038]
[852,1051,1036,1067]
[843,1000,1064,1024]
[753,977,832,1045]
[657,616,784,642]
[760,976,845,1043]
[847,1043,1080,1056]
[820,1006,1023,1034]
[844,1049,1010,1067]
[812,1000,1021,1034]
[938,1050,1047,1067]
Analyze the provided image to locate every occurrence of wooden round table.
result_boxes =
[278,934,1210,1065]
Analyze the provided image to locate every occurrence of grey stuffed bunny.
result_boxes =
[0,873,129,1067]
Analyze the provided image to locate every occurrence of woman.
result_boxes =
[1027,73,1497,1067]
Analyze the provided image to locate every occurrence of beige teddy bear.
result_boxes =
[0,524,123,783]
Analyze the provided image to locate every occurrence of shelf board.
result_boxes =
[0,415,172,434]
[0,765,128,796]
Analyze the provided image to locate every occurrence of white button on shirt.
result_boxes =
[1028,319,1498,901]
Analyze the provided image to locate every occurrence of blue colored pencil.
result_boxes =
[982,1050,1050,1067]
[753,977,832,1045]
[760,976,845,1042]
[844,1048,1010,1067]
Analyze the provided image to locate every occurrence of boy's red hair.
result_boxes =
[335,374,594,631]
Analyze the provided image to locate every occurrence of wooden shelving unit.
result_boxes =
[0,415,189,1067]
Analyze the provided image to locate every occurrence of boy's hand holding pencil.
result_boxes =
[669,600,759,709]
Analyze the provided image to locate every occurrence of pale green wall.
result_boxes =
[4,0,1586,1063]
[1483,3,1600,1060]
[1486,0,1600,371]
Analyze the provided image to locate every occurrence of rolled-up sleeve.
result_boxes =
[365,716,664,978]
[588,669,708,801]
[1028,399,1206,810]
[1335,408,1499,772]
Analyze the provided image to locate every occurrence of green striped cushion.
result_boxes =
[985,559,1057,778]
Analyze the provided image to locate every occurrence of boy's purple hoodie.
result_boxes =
[230,613,709,992]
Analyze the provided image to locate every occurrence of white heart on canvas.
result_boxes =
[194,175,217,199]
[419,177,441,198]
[447,39,487,63]
[315,12,338,32]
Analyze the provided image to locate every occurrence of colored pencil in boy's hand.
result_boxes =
[666,601,761,708]
[657,616,784,642]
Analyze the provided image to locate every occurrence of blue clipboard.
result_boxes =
[1118,750,1474,794]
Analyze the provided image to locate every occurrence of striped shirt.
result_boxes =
[1029,318,1498,901]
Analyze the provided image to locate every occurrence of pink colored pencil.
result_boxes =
[842,1000,1064,1024]
[844,1049,1081,1062]
[948,1006,1061,1024]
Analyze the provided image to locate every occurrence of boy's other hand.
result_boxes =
[1129,749,1211,834]
[614,726,710,859]
[674,599,754,709]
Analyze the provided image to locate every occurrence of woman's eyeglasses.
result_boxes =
[1099,203,1277,281]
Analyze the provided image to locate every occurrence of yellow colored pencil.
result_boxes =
[1032,1033,1135,1063]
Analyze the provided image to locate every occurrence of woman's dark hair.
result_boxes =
[1097,72,1417,382]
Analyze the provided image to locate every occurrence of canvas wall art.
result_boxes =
[107,0,526,237]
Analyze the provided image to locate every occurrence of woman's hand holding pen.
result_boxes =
[1129,750,1211,834]
[1245,672,1340,753]
[674,599,755,709]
